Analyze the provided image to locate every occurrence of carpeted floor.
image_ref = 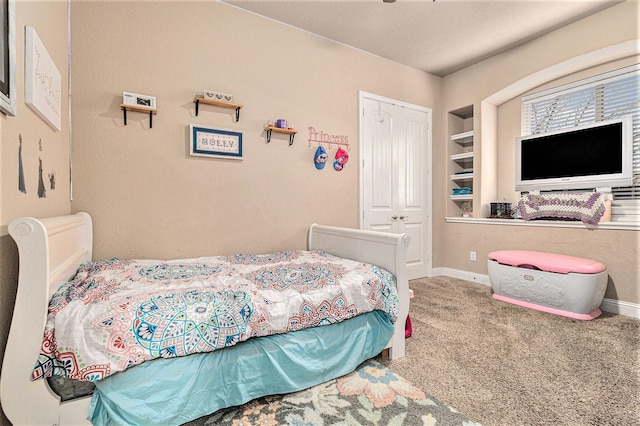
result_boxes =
[377,276,640,426]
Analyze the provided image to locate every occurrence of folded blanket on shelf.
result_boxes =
[517,192,610,226]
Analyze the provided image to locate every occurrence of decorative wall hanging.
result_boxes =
[37,157,46,198]
[18,134,25,193]
[189,124,243,160]
[333,148,349,171]
[314,146,327,170]
[307,126,350,151]
[25,26,61,131]
[0,0,16,116]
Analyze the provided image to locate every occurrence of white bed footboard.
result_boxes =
[1,214,409,426]
[308,223,410,359]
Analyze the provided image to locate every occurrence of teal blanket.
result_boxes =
[88,310,394,425]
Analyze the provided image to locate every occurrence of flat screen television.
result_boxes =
[515,116,634,192]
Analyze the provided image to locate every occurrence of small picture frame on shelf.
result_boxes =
[123,91,156,109]
[203,89,233,103]
[189,124,243,160]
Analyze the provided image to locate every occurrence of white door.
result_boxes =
[360,92,432,279]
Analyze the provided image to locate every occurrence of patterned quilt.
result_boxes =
[32,250,398,382]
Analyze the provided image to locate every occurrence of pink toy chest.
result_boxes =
[487,250,607,320]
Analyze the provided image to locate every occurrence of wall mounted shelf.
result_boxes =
[193,96,243,122]
[265,125,298,145]
[121,104,157,128]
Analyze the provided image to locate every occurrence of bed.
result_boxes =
[1,212,410,425]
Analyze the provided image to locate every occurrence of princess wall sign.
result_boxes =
[308,126,350,171]
[307,127,349,151]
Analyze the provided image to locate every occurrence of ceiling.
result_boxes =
[220,0,622,77]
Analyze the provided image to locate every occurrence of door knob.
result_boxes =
[391,215,399,220]
[399,215,408,221]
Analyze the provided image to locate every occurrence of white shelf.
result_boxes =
[450,152,474,161]
[451,173,474,181]
[445,216,639,231]
[450,130,474,145]
[450,194,473,201]
[451,130,474,141]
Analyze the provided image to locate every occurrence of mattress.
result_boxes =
[88,310,394,426]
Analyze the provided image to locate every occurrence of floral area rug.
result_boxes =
[188,359,481,426]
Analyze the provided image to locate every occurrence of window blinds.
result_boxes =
[521,65,640,222]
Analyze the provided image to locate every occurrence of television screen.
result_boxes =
[515,117,633,192]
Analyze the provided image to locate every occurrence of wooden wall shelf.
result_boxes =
[120,104,157,128]
[193,96,243,122]
[265,125,298,145]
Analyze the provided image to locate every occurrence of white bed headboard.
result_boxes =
[2,212,92,425]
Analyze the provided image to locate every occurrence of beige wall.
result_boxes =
[69,1,441,260]
[439,1,639,304]
[0,1,71,225]
[0,1,70,423]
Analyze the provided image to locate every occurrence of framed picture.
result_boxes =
[0,0,16,116]
[123,91,156,109]
[25,26,61,130]
[189,124,243,160]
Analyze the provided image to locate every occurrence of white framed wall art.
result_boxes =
[25,26,61,131]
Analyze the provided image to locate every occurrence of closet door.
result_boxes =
[361,99,398,234]
[361,95,431,279]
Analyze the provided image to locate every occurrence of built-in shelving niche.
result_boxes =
[447,106,474,217]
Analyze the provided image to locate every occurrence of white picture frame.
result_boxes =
[203,89,233,103]
[122,91,156,109]
[25,26,61,131]
[189,124,243,160]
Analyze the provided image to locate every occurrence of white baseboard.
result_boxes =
[600,298,640,319]
[431,267,491,286]
[430,267,640,319]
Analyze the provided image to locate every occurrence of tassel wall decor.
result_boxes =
[37,157,46,198]
[18,134,26,193]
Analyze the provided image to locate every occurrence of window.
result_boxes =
[522,65,640,222]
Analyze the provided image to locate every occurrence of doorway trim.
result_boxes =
[358,90,433,278]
